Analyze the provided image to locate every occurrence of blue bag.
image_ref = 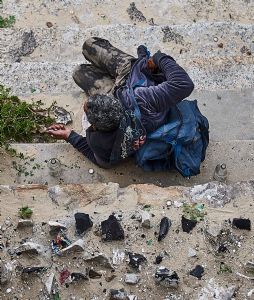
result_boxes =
[135,100,209,177]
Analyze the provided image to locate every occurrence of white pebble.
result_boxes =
[88,168,94,174]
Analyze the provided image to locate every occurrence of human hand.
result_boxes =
[152,50,167,69]
[46,124,72,140]
[147,58,158,73]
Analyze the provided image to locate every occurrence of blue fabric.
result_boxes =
[135,100,209,177]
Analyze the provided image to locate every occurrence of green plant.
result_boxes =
[217,262,232,274]
[19,206,33,219]
[0,15,15,28]
[0,85,54,147]
[182,203,205,221]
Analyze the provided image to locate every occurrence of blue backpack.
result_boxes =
[135,99,209,177]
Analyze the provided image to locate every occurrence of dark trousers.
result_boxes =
[73,37,134,96]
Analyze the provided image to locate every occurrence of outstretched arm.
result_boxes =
[46,125,97,164]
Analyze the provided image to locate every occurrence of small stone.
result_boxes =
[155,255,163,264]
[101,215,124,241]
[181,216,197,233]
[70,272,88,282]
[17,220,34,228]
[154,267,179,288]
[218,43,224,48]
[158,217,171,241]
[60,239,84,255]
[232,218,251,230]
[190,265,204,279]
[128,296,138,300]
[88,168,94,174]
[0,262,13,285]
[105,274,116,282]
[173,201,183,208]
[74,213,93,235]
[6,288,12,294]
[44,273,55,296]
[46,22,53,28]
[48,221,66,234]
[124,273,140,285]
[109,289,128,300]
[16,242,44,255]
[188,248,197,257]
[22,266,47,274]
[88,269,102,279]
[166,201,172,208]
[128,252,147,269]
[213,37,218,42]
[141,211,151,228]
[5,220,12,226]
[84,253,113,269]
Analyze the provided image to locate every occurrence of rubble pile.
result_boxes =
[0,182,253,299]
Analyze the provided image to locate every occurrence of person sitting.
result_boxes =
[47,37,194,168]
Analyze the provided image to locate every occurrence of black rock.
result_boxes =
[88,269,102,279]
[232,218,251,230]
[190,265,204,279]
[22,266,46,274]
[158,217,171,241]
[128,252,147,269]
[154,267,179,288]
[182,216,197,233]
[74,213,93,235]
[155,255,163,264]
[109,288,128,300]
[70,272,88,282]
[101,215,124,241]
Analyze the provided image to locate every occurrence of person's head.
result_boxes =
[85,94,124,132]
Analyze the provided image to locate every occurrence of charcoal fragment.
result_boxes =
[190,265,204,279]
[74,213,93,235]
[181,216,197,233]
[158,217,171,241]
[155,255,163,264]
[70,272,88,281]
[232,218,251,230]
[101,215,124,241]
[128,252,147,269]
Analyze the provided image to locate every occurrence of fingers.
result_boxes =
[46,124,66,131]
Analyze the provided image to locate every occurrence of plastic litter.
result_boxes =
[51,230,72,256]
[59,269,71,285]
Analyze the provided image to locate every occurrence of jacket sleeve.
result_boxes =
[135,55,194,112]
[66,130,97,164]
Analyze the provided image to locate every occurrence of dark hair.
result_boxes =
[86,94,124,131]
